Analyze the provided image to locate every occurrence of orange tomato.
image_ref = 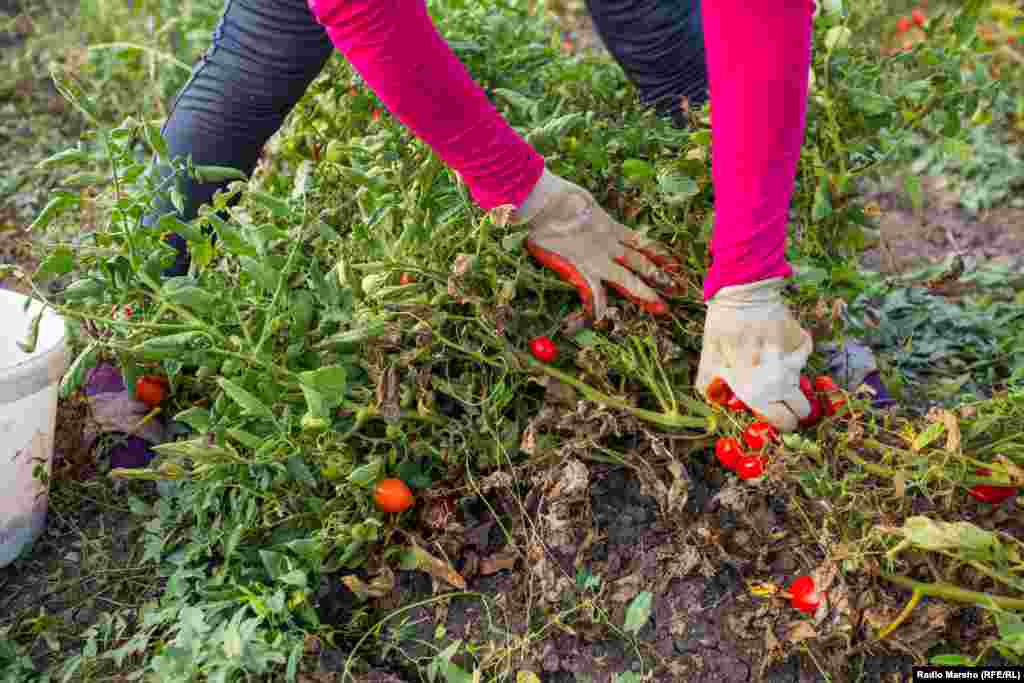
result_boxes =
[374,478,414,513]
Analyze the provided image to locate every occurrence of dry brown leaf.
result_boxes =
[408,544,467,590]
[480,551,518,576]
[375,365,400,421]
[811,561,839,594]
[341,566,395,602]
[550,459,589,498]
[610,572,643,603]
[894,469,906,499]
[996,456,1024,486]
[943,411,961,452]
[785,620,818,644]
[298,674,336,683]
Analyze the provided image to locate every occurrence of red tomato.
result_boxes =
[911,8,926,26]
[896,16,912,33]
[968,468,1017,505]
[788,575,822,614]
[399,273,415,286]
[715,437,744,471]
[736,454,765,480]
[813,376,839,393]
[705,377,734,407]
[726,395,749,413]
[374,478,415,513]
[529,336,557,363]
[135,375,168,409]
[798,375,823,429]
[743,421,778,451]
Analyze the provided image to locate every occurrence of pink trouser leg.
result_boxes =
[700,0,815,301]
[307,0,544,211]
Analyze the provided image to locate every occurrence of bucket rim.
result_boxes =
[0,289,67,373]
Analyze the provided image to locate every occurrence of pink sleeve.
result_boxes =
[306,0,544,212]
[700,0,815,300]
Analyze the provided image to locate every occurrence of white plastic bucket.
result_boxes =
[0,289,69,568]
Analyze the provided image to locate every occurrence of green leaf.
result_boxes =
[33,246,75,280]
[899,516,997,555]
[623,591,653,634]
[622,159,656,182]
[162,285,217,314]
[904,174,923,214]
[193,164,247,184]
[29,196,77,232]
[217,378,276,421]
[37,147,89,169]
[58,277,104,301]
[812,178,832,221]
[298,365,348,396]
[157,213,204,243]
[259,550,289,581]
[347,459,384,487]
[143,123,168,159]
[287,456,317,488]
[249,190,291,217]
[911,421,945,452]
[173,407,211,433]
[290,290,316,335]
[132,331,205,360]
[286,640,302,683]
[657,173,699,205]
[239,255,281,293]
[227,428,265,449]
[60,341,99,399]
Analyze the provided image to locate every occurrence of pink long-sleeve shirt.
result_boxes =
[307,0,814,300]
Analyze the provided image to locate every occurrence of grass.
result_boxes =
[1,0,1024,680]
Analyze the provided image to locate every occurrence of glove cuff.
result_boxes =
[512,168,567,224]
[708,277,788,308]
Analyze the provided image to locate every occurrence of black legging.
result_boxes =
[153,0,706,276]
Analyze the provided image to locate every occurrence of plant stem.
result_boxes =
[519,352,706,431]
[880,572,1024,610]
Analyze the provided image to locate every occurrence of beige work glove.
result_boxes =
[696,277,813,432]
[514,170,683,321]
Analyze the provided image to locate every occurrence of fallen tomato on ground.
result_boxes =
[968,468,1017,505]
[715,437,744,470]
[374,478,415,513]
[529,336,557,363]
[135,375,168,409]
[788,575,822,614]
[743,421,778,451]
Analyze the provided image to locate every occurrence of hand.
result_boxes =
[520,171,682,321]
[696,277,813,432]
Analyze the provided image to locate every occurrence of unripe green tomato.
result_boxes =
[325,140,345,163]
[302,412,330,432]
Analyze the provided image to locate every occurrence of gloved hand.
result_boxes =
[696,277,813,432]
[516,170,682,321]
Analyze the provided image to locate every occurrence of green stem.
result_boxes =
[880,573,1024,610]
[519,352,706,432]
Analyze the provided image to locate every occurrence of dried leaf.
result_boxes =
[611,573,643,603]
[341,567,394,602]
[480,551,518,576]
[405,544,467,590]
[375,365,400,421]
[898,516,998,553]
[550,459,589,498]
[786,620,818,644]
[894,469,907,499]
